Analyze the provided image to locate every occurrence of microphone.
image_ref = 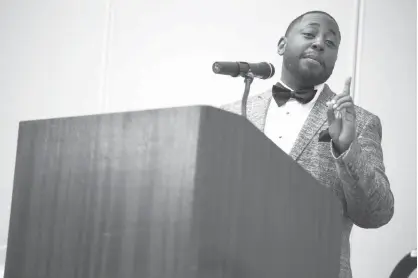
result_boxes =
[212,61,275,79]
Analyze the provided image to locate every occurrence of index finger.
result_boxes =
[343,77,352,96]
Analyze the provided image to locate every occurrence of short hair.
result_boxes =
[285,11,341,40]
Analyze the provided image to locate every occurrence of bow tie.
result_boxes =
[272,82,317,107]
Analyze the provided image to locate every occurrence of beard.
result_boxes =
[299,65,331,85]
[283,55,334,87]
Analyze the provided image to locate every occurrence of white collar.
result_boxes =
[278,80,325,91]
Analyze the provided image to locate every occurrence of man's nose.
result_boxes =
[311,38,325,51]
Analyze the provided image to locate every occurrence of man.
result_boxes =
[221,11,394,278]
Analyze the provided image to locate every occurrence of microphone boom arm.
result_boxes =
[241,71,254,118]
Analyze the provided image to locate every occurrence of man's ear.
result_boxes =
[277,36,287,56]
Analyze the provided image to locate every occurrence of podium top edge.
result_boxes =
[18,105,233,125]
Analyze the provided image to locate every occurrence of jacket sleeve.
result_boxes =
[330,115,394,228]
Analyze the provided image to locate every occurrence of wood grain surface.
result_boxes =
[4,106,342,278]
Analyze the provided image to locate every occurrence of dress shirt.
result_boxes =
[264,81,325,154]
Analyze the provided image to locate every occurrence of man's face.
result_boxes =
[279,13,341,86]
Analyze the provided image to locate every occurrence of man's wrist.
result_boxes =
[332,140,351,156]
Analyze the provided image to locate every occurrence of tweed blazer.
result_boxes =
[220,84,394,278]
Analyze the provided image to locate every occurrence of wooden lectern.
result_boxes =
[4,106,342,278]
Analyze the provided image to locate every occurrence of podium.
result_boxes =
[4,106,343,278]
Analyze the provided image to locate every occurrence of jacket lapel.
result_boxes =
[289,85,335,160]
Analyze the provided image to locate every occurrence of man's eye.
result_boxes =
[303,33,315,38]
[326,40,336,47]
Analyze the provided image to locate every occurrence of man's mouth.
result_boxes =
[302,54,323,66]
[304,57,321,65]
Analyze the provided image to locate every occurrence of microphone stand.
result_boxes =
[241,71,254,118]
